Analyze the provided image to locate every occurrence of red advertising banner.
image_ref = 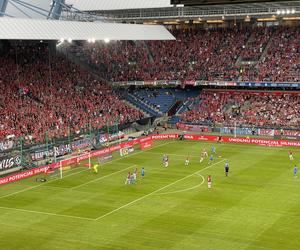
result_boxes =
[184,134,300,147]
[0,165,52,185]
[140,140,153,150]
[184,134,219,141]
[151,134,179,140]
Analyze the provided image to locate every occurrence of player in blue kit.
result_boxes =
[294,165,298,177]
[209,155,214,164]
[141,167,145,178]
[225,161,229,177]
[212,146,216,154]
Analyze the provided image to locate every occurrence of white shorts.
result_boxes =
[185,160,189,164]
[289,155,294,160]
[208,182,212,188]
[165,161,169,167]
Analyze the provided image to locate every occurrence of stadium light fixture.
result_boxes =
[245,15,251,22]
[282,10,286,15]
[287,10,291,14]
[60,38,64,43]
[68,38,72,43]
[283,16,300,20]
[291,9,296,14]
[104,38,110,43]
[91,38,96,43]
[276,10,281,15]
[207,20,224,24]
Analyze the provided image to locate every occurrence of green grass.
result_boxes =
[0,140,300,250]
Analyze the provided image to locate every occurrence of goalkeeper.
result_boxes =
[93,164,99,174]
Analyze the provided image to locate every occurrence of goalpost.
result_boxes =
[57,151,92,179]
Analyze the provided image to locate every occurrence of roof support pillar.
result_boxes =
[48,0,65,20]
[0,0,9,17]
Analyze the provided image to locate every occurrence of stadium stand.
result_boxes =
[66,25,299,83]
[180,90,300,128]
[127,88,199,113]
[0,43,143,144]
[1,25,300,145]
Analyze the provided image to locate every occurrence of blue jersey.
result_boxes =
[209,155,213,161]
[212,146,216,154]
[141,168,145,176]
[294,166,298,174]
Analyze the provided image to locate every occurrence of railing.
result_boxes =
[113,80,300,88]
[175,122,300,138]
[91,2,300,21]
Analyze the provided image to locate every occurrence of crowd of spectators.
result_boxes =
[256,26,300,82]
[180,90,300,128]
[69,25,299,83]
[71,28,251,82]
[0,43,143,144]
[240,27,274,61]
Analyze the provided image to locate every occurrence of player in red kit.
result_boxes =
[185,156,190,166]
[125,172,131,185]
[207,175,212,189]
[289,151,294,160]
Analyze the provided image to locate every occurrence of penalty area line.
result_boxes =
[0,206,94,221]
[94,159,225,221]
[154,174,205,195]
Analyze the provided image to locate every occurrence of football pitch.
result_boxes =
[0,139,300,250]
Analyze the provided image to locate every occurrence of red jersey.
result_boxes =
[207,176,212,182]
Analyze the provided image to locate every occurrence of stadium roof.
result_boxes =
[171,0,296,5]
[0,18,175,40]
[65,0,173,11]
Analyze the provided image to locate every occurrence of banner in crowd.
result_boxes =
[97,132,125,145]
[0,140,15,152]
[2,133,300,185]
[0,155,22,172]
[31,144,72,161]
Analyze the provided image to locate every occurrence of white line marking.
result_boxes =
[0,206,94,221]
[155,174,205,195]
[0,168,88,199]
[71,165,136,190]
[0,141,174,199]
[94,159,225,221]
[145,152,199,158]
